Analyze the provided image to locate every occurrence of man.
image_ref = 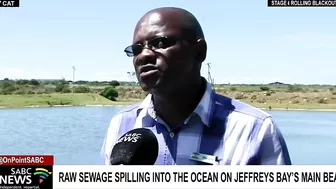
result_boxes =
[100,7,291,165]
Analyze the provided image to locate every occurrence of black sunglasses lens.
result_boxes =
[124,46,133,57]
[132,45,143,56]
[124,44,143,57]
[149,37,176,49]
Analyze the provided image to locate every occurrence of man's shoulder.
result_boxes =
[113,102,142,117]
[214,93,271,121]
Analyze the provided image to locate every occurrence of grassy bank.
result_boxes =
[1,93,336,110]
[0,93,143,108]
[0,78,336,110]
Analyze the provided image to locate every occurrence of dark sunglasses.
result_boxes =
[124,36,190,57]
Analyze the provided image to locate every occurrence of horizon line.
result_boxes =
[0,78,335,86]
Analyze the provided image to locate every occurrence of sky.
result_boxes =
[0,0,335,85]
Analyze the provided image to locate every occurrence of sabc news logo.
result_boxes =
[0,167,53,188]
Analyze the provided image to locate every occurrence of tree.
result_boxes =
[16,79,29,85]
[29,79,40,86]
[109,80,120,87]
[100,86,118,101]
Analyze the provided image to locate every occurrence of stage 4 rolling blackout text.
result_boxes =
[58,171,336,183]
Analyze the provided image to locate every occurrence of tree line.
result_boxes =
[0,78,121,101]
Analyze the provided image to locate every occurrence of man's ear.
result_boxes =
[195,38,207,62]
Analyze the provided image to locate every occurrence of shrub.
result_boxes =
[16,79,29,85]
[109,80,120,87]
[2,85,16,93]
[230,87,237,91]
[260,86,269,91]
[29,79,40,86]
[235,94,245,100]
[100,86,118,101]
[62,88,71,93]
[74,86,90,93]
[55,83,70,93]
[318,98,327,104]
[287,85,302,92]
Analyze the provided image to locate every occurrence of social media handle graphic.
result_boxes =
[0,155,54,189]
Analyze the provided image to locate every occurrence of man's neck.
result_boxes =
[152,78,205,128]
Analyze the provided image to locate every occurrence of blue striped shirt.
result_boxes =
[100,79,291,165]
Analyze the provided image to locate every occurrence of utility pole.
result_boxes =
[206,62,215,92]
[72,66,76,94]
[127,71,136,85]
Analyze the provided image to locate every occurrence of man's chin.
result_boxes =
[139,78,162,91]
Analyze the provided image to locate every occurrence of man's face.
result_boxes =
[128,12,197,96]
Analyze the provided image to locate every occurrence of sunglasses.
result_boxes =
[124,36,193,57]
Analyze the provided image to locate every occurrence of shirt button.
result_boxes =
[169,132,175,138]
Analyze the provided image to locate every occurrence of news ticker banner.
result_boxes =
[268,0,336,6]
[53,165,335,189]
[0,155,53,189]
[1,155,336,189]
[2,0,336,8]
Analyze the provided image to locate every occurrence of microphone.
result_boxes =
[110,128,159,165]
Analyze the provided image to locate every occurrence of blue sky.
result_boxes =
[1,0,335,84]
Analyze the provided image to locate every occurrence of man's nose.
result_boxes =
[135,47,156,66]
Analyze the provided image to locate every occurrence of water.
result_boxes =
[0,107,335,165]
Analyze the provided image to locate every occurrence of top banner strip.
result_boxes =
[268,0,336,7]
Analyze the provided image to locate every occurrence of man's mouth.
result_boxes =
[139,65,160,77]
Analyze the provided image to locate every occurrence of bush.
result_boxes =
[55,81,70,93]
[63,88,71,93]
[1,81,13,89]
[234,94,245,100]
[100,86,118,101]
[2,84,16,93]
[55,84,64,92]
[29,79,40,86]
[16,79,29,85]
[109,80,120,87]
[74,86,90,93]
[260,86,269,91]
[318,98,327,104]
[230,87,237,91]
[287,85,302,92]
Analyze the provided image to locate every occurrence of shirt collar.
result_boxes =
[136,78,216,127]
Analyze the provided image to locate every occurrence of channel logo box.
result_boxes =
[0,155,53,189]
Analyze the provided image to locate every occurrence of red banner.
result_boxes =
[0,155,54,166]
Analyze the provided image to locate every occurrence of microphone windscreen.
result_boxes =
[110,128,159,165]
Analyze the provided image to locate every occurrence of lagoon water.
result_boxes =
[0,106,335,165]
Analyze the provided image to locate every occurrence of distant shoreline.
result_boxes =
[0,104,335,112]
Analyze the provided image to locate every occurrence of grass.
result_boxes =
[115,84,336,110]
[1,80,336,110]
[0,93,114,108]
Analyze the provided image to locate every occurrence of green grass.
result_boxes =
[0,93,117,108]
[1,82,336,110]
